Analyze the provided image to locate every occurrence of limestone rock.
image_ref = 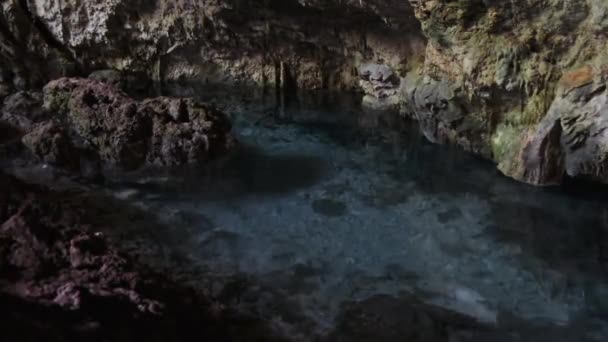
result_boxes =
[403,0,608,185]
[88,69,124,89]
[4,0,608,185]
[557,80,608,183]
[1,91,47,130]
[43,78,235,170]
[359,63,401,111]
[503,65,608,184]
[0,0,424,93]
[21,121,79,170]
[1,91,49,149]
[0,172,267,342]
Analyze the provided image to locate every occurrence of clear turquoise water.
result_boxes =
[103,89,608,341]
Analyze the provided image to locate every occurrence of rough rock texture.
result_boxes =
[359,63,401,111]
[404,0,608,185]
[21,120,80,170]
[41,77,234,170]
[0,0,425,93]
[0,77,235,174]
[0,90,47,130]
[88,69,124,89]
[3,0,608,185]
[0,172,285,342]
[515,65,608,184]
[0,90,50,157]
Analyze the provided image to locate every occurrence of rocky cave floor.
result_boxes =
[2,79,608,342]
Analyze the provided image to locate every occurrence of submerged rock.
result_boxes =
[312,198,348,217]
[326,294,489,342]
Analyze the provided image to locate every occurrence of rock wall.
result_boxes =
[0,0,425,91]
[405,0,608,185]
[2,0,608,186]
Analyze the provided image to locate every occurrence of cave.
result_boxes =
[2,1,608,341]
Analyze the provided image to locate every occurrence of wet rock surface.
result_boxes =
[88,69,124,89]
[0,91,47,131]
[21,120,80,170]
[0,78,235,174]
[512,66,608,184]
[359,63,401,111]
[43,77,235,170]
[404,0,608,185]
[0,171,285,342]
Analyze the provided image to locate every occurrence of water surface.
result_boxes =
[102,88,608,341]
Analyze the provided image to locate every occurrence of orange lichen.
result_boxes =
[559,65,594,91]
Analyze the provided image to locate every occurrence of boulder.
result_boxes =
[43,78,235,170]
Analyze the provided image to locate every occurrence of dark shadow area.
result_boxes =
[325,294,600,342]
[0,121,21,144]
[0,291,260,342]
[560,175,608,202]
[0,171,290,342]
[484,199,608,288]
[104,142,330,202]
[0,121,24,159]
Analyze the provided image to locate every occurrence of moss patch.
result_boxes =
[491,123,523,167]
